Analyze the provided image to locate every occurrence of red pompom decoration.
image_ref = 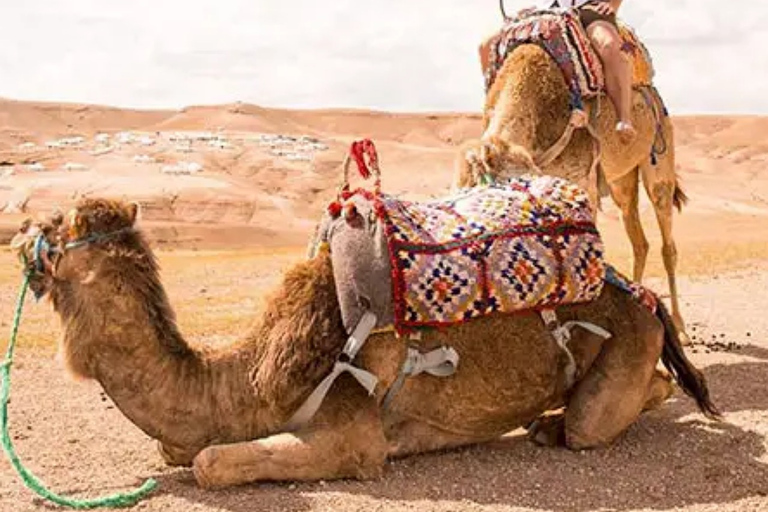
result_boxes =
[327,201,343,218]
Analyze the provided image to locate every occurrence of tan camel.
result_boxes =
[14,198,717,490]
[454,42,689,343]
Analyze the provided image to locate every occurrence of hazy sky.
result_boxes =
[2,0,765,114]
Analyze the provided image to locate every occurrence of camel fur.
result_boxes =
[15,198,718,490]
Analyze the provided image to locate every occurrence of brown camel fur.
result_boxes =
[16,198,717,489]
[454,43,689,343]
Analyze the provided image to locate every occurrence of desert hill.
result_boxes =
[0,98,766,256]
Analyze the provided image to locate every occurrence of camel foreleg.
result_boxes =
[193,379,388,489]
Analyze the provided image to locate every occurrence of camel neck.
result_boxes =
[52,255,269,455]
[483,44,571,154]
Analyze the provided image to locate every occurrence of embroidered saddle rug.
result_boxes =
[311,175,606,336]
[484,9,655,109]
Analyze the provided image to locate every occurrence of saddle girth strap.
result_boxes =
[382,345,460,410]
[540,308,612,389]
[284,310,379,432]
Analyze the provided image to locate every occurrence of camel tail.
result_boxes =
[673,179,688,213]
[656,301,720,419]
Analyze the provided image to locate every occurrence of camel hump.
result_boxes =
[484,10,655,107]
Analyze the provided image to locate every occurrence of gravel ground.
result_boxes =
[1,264,767,512]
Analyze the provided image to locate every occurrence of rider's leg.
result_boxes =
[587,21,637,143]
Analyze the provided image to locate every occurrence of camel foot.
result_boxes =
[527,412,566,447]
[671,312,692,346]
[192,446,222,489]
[678,329,693,346]
[643,369,675,412]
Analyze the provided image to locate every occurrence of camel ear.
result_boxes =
[464,148,485,187]
[479,142,496,179]
[18,217,33,233]
[49,209,64,227]
[67,209,87,239]
[126,202,139,225]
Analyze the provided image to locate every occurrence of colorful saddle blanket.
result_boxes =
[312,175,606,335]
[484,9,655,109]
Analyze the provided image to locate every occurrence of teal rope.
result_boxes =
[1,274,158,509]
[479,173,496,186]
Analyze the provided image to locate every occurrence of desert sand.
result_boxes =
[0,98,767,511]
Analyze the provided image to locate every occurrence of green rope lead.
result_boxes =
[1,274,158,509]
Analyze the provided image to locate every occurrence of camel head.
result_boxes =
[452,137,540,191]
[11,198,141,300]
[10,210,64,298]
[12,198,169,380]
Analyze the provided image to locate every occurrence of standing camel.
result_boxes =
[454,30,689,342]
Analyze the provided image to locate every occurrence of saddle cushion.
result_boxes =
[484,9,655,108]
[313,175,606,335]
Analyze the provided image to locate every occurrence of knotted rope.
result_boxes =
[340,139,381,192]
[1,272,158,509]
[328,139,382,218]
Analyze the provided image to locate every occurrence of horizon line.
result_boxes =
[1,95,766,119]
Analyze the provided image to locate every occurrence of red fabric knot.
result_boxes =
[349,139,379,180]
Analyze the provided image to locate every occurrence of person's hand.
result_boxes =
[592,2,615,15]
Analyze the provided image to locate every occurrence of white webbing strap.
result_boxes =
[284,311,379,432]
[540,308,612,388]
[401,345,460,378]
[340,310,378,360]
[382,345,460,409]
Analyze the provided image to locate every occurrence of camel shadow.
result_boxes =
[147,470,316,512]
[161,360,768,512]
